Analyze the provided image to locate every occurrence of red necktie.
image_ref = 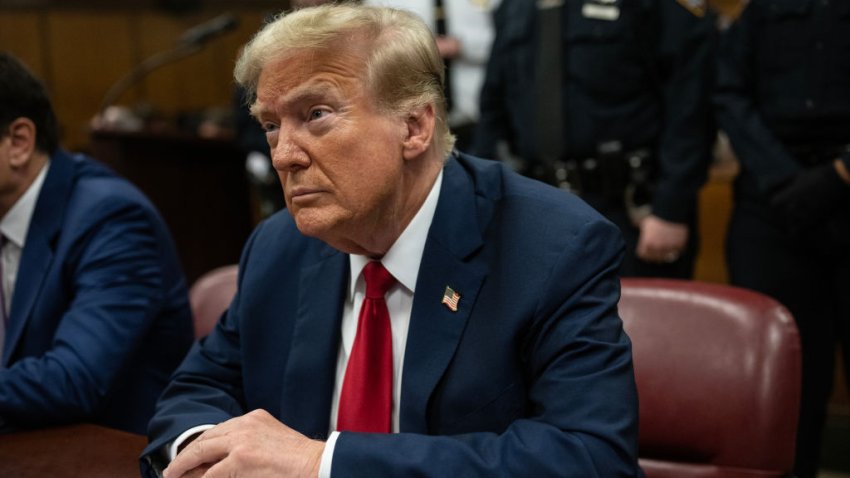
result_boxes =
[337,261,396,433]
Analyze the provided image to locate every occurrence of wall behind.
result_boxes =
[0,3,285,150]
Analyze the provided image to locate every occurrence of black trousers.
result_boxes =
[727,191,850,478]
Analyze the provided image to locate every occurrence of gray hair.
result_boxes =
[234,3,455,155]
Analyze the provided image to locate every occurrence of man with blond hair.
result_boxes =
[144,5,641,477]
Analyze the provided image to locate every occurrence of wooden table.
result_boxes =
[0,424,147,477]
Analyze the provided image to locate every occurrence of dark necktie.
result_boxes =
[435,0,454,111]
[337,261,396,433]
[535,0,566,166]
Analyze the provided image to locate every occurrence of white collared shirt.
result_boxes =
[0,161,50,356]
[318,169,444,477]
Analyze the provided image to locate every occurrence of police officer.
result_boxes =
[472,0,715,278]
[715,1,850,476]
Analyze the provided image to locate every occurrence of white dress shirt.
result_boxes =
[318,170,443,476]
[0,161,49,358]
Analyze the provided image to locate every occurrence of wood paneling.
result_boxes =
[0,11,45,77]
[0,7,272,150]
[46,11,137,149]
[693,156,737,284]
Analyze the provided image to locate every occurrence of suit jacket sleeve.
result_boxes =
[713,2,801,193]
[650,0,715,223]
[469,1,516,159]
[332,218,639,477]
[0,198,173,427]
[142,224,265,467]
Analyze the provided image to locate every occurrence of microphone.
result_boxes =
[178,13,239,47]
[98,13,240,114]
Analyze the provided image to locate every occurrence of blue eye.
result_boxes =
[262,122,278,133]
[309,109,327,121]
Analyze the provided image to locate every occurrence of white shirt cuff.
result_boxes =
[318,431,340,478]
[168,424,216,460]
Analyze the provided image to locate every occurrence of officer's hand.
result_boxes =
[636,215,688,263]
[436,35,461,59]
[771,161,850,232]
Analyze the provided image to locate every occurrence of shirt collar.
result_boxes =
[349,168,444,298]
[0,160,50,248]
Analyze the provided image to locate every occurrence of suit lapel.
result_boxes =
[400,157,490,433]
[279,249,348,438]
[3,152,72,365]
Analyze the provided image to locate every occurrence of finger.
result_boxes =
[182,464,212,478]
[636,241,666,263]
[663,251,680,263]
[164,434,230,478]
[635,236,651,260]
[197,455,239,478]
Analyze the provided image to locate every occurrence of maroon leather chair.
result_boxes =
[619,278,801,478]
[188,264,238,338]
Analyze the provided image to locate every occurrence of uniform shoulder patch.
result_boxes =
[675,0,706,17]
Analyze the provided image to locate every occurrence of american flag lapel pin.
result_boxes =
[441,285,460,312]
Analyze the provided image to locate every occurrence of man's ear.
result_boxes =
[6,117,37,169]
[402,104,436,161]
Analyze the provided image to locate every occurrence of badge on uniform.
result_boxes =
[470,0,495,11]
[582,0,620,21]
[675,0,706,17]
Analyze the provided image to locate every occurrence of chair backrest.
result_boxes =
[189,265,239,338]
[619,278,800,478]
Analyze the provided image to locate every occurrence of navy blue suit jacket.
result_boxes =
[0,151,193,434]
[145,154,640,476]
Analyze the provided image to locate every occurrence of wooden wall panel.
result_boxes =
[0,7,271,150]
[693,162,736,284]
[0,11,46,79]
[709,0,746,21]
[46,11,137,149]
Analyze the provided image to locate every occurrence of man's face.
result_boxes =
[253,47,409,255]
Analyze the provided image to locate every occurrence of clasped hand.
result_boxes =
[771,161,850,233]
[163,409,325,478]
[636,215,689,263]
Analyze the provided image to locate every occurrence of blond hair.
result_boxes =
[234,3,455,155]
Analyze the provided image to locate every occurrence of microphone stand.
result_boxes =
[98,13,238,115]
[98,42,201,115]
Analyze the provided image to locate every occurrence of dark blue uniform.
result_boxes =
[472,0,715,278]
[715,1,850,476]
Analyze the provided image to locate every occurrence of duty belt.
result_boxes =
[527,148,655,225]
[529,148,654,197]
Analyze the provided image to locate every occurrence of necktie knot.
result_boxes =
[363,261,395,299]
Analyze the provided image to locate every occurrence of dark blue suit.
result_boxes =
[0,150,193,434]
[145,154,640,476]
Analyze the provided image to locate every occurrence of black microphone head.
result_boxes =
[178,13,239,47]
